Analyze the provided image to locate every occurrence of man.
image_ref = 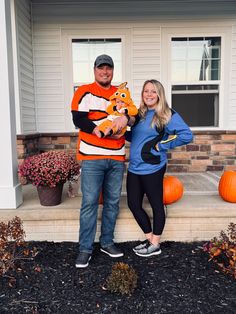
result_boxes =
[71,54,129,268]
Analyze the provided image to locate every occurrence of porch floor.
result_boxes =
[1,172,235,242]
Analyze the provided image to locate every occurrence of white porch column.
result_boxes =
[0,0,22,209]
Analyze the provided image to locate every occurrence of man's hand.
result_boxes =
[92,126,102,138]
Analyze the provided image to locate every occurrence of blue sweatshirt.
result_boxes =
[128,109,193,175]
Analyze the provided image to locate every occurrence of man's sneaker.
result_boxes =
[135,243,161,257]
[75,252,91,268]
[132,240,149,252]
[100,244,124,257]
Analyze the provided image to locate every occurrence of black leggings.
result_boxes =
[126,166,166,236]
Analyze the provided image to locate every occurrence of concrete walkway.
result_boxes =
[0,172,235,242]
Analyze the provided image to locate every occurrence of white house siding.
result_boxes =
[33,25,65,131]
[30,1,236,132]
[132,27,161,103]
[230,25,236,127]
[15,0,36,134]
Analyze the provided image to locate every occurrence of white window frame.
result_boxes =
[62,27,131,131]
[161,25,231,130]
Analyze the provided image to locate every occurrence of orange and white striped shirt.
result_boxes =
[71,82,126,161]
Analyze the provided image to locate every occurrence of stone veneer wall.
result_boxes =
[17,131,236,172]
[167,131,236,172]
[17,132,78,165]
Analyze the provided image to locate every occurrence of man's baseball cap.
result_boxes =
[94,54,114,68]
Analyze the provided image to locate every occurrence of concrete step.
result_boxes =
[2,185,235,220]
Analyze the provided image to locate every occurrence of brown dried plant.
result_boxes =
[0,216,34,277]
[105,262,138,295]
[203,222,236,279]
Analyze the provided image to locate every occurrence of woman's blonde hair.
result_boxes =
[139,79,171,130]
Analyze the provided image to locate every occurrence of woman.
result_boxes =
[127,79,193,257]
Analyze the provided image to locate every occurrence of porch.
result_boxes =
[1,171,235,243]
[1,0,236,211]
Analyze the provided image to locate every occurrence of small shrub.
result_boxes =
[105,262,138,295]
[0,216,34,277]
[18,151,80,188]
[203,222,236,279]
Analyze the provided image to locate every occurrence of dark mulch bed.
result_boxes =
[0,241,236,314]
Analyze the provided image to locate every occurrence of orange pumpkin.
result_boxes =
[218,171,236,203]
[163,175,184,205]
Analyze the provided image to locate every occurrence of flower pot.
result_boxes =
[37,183,64,206]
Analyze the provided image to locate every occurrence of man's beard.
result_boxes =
[98,81,111,88]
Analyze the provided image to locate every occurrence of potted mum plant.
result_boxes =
[19,151,80,206]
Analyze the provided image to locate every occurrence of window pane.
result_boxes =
[188,46,203,60]
[188,61,202,81]
[72,38,122,84]
[171,36,221,128]
[172,40,187,60]
[172,92,219,127]
[171,37,221,82]
[172,61,186,81]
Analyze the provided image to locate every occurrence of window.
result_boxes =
[72,38,122,89]
[171,37,221,127]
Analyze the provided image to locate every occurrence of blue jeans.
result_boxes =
[79,159,125,253]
